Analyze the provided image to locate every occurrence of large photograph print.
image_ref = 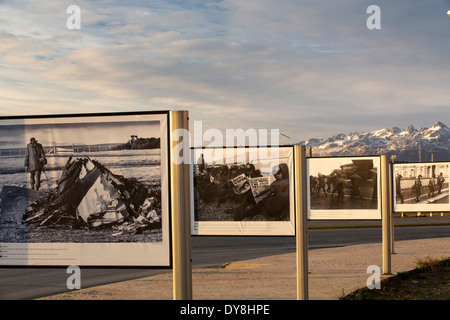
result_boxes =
[307,156,381,220]
[0,112,171,267]
[191,146,295,236]
[393,162,450,212]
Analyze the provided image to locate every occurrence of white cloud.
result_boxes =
[0,0,449,143]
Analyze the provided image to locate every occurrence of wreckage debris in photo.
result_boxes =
[8,156,160,234]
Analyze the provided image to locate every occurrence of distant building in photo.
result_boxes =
[396,163,448,189]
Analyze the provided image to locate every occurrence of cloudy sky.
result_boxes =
[1,0,449,145]
[0,119,160,148]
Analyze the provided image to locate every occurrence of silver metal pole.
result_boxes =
[280,133,293,145]
[381,155,392,275]
[388,161,395,254]
[294,145,308,300]
[170,110,193,300]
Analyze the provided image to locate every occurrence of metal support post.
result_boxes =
[388,161,395,254]
[170,110,192,300]
[294,145,308,300]
[381,155,392,275]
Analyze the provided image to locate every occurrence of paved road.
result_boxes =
[1,217,449,300]
[309,193,377,210]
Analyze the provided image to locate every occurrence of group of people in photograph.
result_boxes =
[310,172,348,203]
[396,172,446,204]
[194,156,290,221]
[309,168,376,203]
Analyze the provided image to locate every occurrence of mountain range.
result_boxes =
[303,121,450,162]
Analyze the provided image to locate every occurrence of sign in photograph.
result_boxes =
[191,146,295,236]
[307,156,382,220]
[393,162,450,212]
[0,112,171,267]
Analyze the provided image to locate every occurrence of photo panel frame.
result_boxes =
[307,156,382,220]
[0,111,172,267]
[191,146,295,236]
[393,162,450,212]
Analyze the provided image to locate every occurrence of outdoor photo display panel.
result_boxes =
[307,156,382,220]
[393,162,450,212]
[191,146,295,236]
[0,112,171,267]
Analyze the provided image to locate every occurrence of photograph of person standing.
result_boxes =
[24,137,46,191]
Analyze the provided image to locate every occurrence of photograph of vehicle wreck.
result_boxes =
[307,156,381,220]
[393,162,450,212]
[0,116,165,244]
[193,147,291,222]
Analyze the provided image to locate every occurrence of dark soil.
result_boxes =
[341,257,450,300]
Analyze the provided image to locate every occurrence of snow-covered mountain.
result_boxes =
[304,122,450,162]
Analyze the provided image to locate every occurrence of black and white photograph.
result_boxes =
[393,162,450,212]
[307,156,381,220]
[191,146,295,236]
[0,112,171,266]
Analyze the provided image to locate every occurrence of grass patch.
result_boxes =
[340,256,450,300]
